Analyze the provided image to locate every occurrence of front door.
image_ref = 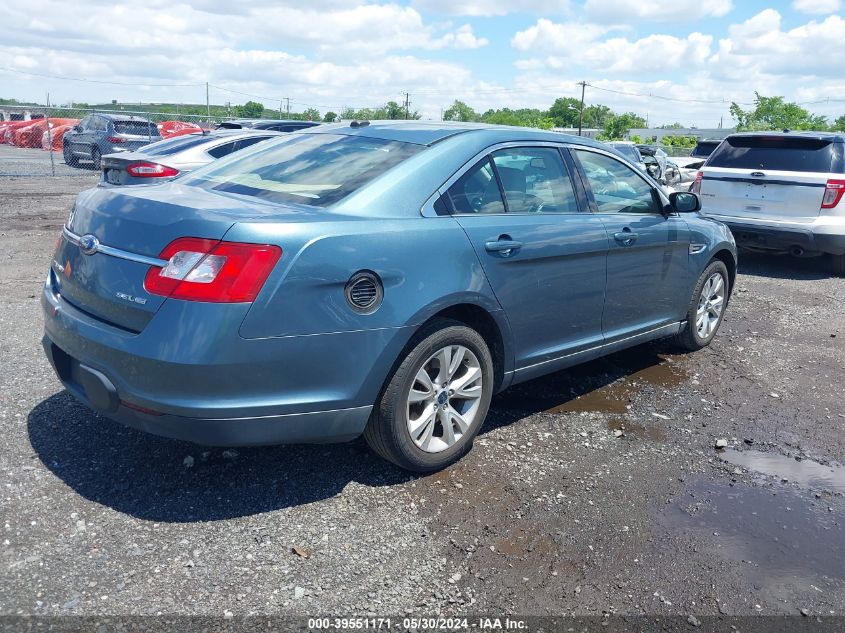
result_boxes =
[571,148,691,341]
[446,146,609,372]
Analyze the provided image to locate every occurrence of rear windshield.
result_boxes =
[707,136,839,172]
[113,120,159,136]
[140,134,211,157]
[691,141,720,158]
[184,133,422,207]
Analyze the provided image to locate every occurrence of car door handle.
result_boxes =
[485,239,523,255]
[613,231,638,246]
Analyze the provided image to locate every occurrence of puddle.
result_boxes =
[721,449,845,495]
[607,417,667,442]
[493,350,688,416]
[664,479,845,583]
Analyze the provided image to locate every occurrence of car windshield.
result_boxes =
[113,120,158,136]
[140,134,213,157]
[707,136,838,172]
[185,133,422,207]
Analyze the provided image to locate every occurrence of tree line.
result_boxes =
[6,92,845,137]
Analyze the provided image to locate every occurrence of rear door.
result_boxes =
[700,136,840,223]
[447,145,609,372]
[571,147,691,340]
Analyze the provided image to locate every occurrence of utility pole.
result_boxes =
[577,81,586,136]
[404,92,410,120]
[286,98,290,116]
[206,82,210,123]
[280,99,283,118]
[45,92,55,176]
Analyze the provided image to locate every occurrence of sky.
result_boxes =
[1,0,844,127]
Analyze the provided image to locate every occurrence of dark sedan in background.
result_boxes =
[217,119,320,132]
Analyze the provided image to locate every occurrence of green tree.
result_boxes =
[581,104,613,130]
[547,97,582,128]
[443,100,480,122]
[302,107,321,121]
[730,93,828,131]
[603,112,647,140]
[831,115,845,132]
[323,111,338,123]
[235,100,264,118]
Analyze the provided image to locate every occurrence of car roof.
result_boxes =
[179,129,285,139]
[94,113,154,122]
[726,130,845,143]
[221,119,319,125]
[299,120,608,148]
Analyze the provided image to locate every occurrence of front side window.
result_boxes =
[573,150,661,214]
[491,147,579,214]
[185,133,422,207]
[445,158,505,214]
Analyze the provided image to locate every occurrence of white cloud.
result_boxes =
[585,0,733,23]
[792,0,842,14]
[413,0,570,17]
[512,19,711,75]
[436,25,489,49]
[711,9,845,79]
[511,19,611,55]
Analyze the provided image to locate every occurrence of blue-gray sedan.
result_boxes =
[42,121,736,472]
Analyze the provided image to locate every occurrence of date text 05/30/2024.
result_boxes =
[307,617,527,630]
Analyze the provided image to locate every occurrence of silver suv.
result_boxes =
[694,132,845,275]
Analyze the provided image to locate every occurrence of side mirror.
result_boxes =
[669,191,701,213]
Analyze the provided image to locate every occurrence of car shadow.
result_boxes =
[737,249,833,280]
[28,344,675,523]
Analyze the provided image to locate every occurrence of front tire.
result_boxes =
[91,147,102,170]
[364,318,494,472]
[674,260,730,351]
[63,144,78,167]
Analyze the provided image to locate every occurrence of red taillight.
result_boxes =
[144,238,282,303]
[126,162,180,178]
[691,171,703,194]
[821,179,845,209]
[105,136,126,143]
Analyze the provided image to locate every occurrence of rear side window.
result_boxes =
[446,158,505,214]
[185,134,422,207]
[206,141,239,159]
[691,141,719,158]
[113,120,158,136]
[142,135,210,157]
[707,136,838,172]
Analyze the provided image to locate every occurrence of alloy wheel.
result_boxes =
[405,344,483,453]
[696,272,725,339]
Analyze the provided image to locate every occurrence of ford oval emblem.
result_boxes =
[79,234,100,256]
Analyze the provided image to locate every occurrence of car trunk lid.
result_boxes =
[52,184,299,332]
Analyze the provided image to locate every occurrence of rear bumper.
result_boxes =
[40,281,411,446]
[42,337,370,445]
[703,215,845,255]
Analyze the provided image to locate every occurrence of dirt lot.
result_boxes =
[1,145,844,624]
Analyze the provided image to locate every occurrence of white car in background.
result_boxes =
[693,131,845,275]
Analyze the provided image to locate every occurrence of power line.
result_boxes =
[0,66,202,87]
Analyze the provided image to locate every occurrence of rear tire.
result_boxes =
[674,260,730,351]
[63,144,78,167]
[91,147,101,170]
[831,253,845,277]
[364,318,494,472]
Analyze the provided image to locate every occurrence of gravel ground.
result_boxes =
[1,147,844,622]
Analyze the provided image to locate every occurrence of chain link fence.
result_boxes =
[0,104,228,177]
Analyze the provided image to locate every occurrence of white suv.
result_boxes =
[693,132,845,275]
